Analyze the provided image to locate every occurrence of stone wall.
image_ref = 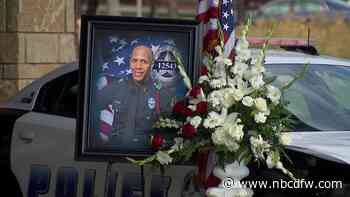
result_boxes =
[0,0,77,101]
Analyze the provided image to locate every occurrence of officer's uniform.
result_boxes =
[96,75,174,151]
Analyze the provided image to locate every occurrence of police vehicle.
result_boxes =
[1,39,350,197]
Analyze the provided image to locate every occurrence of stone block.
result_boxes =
[3,64,60,79]
[0,79,18,101]
[66,0,75,32]
[0,0,5,32]
[17,79,34,90]
[0,33,25,63]
[26,34,59,63]
[59,34,77,63]
[7,0,65,32]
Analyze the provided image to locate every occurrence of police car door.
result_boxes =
[11,71,107,197]
[10,70,197,197]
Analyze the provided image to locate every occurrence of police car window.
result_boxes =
[266,64,350,131]
[34,71,78,118]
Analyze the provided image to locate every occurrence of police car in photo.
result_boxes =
[1,39,350,197]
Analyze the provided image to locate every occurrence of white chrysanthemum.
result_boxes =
[156,151,173,165]
[225,139,240,152]
[254,112,267,123]
[203,111,224,129]
[212,126,226,144]
[279,132,291,145]
[249,74,265,90]
[254,97,268,112]
[267,85,281,105]
[190,116,202,128]
[242,96,254,107]
[208,90,223,108]
[210,78,227,89]
[222,89,235,108]
[226,123,244,141]
[231,61,248,77]
[250,135,271,160]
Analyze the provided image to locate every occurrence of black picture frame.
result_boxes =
[76,15,201,162]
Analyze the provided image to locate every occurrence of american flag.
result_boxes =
[197,0,236,58]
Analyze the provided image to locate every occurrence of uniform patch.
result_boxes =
[148,97,156,109]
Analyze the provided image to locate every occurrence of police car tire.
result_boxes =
[1,167,23,197]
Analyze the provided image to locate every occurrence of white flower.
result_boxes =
[254,97,268,112]
[254,112,267,123]
[231,61,248,77]
[266,154,275,169]
[250,135,271,160]
[267,85,281,105]
[242,96,254,107]
[210,78,227,89]
[236,48,251,62]
[226,123,244,141]
[156,151,173,165]
[203,111,225,129]
[249,74,265,90]
[222,89,236,108]
[214,46,233,66]
[279,132,291,145]
[170,137,184,151]
[208,90,223,108]
[233,88,245,102]
[212,127,226,145]
[199,75,209,84]
[190,116,202,128]
[225,139,240,152]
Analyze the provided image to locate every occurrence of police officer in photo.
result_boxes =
[96,45,173,151]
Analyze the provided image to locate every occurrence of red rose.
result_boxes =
[182,123,196,139]
[151,133,164,150]
[182,107,193,117]
[189,85,202,98]
[196,101,208,114]
[173,101,186,114]
[200,66,209,76]
[173,101,193,117]
[205,174,221,189]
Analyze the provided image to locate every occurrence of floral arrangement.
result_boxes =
[128,20,299,180]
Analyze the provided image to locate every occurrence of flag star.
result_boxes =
[119,39,127,46]
[131,39,139,46]
[110,36,118,43]
[223,23,229,31]
[125,69,132,75]
[151,44,160,54]
[102,62,109,71]
[114,56,125,66]
[223,11,229,19]
[164,39,175,46]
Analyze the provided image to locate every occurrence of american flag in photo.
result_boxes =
[197,0,236,58]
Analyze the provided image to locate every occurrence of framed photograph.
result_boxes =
[76,15,200,161]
